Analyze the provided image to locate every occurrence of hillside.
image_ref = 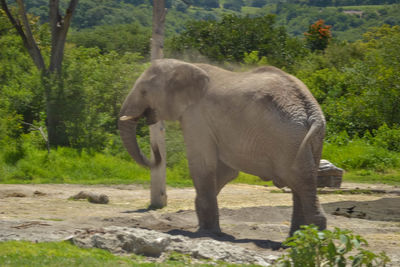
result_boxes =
[21,0,400,41]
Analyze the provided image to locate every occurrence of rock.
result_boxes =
[33,190,46,196]
[317,160,343,188]
[6,192,27,198]
[73,227,171,257]
[70,191,109,204]
[72,226,278,266]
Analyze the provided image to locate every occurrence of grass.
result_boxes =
[343,169,400,185]
[322,139,400,186]
[0,241,144,267]
[1,135,400,186]
[339,5,386,10]
[0,146,193,187]
[0,241,256,267]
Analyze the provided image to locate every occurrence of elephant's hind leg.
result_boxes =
[289,180,326,236]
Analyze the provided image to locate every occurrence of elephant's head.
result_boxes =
[118,59,209,168]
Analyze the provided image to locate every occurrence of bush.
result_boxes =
[276,225,390,267]
[372,124,400,152]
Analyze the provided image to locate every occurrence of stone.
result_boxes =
[72,226,278,266]
[317,159,343,188]
[70,191,109,204]
[73,227,170,257]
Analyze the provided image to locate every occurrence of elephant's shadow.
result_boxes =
[122,206,290,250]
[120,196,400,251]
[166,228,283,250]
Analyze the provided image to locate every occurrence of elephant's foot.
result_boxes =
[198,220,221,234]
[312,213,327,230]
[289,214,327,236]
[196,226,227,239]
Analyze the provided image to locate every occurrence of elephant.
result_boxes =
[119,59,327,236]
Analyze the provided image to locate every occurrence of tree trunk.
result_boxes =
[149,0,167,209]
[1,0,78,148]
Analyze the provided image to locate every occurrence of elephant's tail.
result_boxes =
[292,121,325,170]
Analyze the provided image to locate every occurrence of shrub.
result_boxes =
[372,124,400,152]
[276,225,390,267]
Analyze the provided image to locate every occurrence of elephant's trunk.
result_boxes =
[118,117,161,168]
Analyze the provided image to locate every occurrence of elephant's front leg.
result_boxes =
[193,169,220,233]
[183,141,220,231]
[187,151,220,232]
[181,111,221,233]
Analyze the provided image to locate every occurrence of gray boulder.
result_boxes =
[73,227,170,257]
[317,159,344,188]
[73,226,278,266]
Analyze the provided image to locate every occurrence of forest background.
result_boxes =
[1,0,400,187]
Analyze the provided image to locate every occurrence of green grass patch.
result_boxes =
[339,5,385,10]
[0,147,150,185]
[0,146,193,187]
[38,217,64,222]
[344,169,400,186]
[1,135,400,187]
[323,139,400,172]
[241,6,261,15]
[234,172,272,186]
[0,241,257,267]
[0,241,145,267]
[323,139,400,186]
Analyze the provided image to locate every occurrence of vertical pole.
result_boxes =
[149,0,167,209]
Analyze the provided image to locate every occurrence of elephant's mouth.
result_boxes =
[142,108,158,125]
[120,108,157,125]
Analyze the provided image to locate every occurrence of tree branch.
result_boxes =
[49,0,78,73]
[1,0,45,70]
[21,122,50,154]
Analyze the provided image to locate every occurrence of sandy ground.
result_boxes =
[0,182,399,264]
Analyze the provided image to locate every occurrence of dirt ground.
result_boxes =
[0,182,399,265]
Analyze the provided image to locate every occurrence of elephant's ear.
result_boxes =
[165,62,209,120]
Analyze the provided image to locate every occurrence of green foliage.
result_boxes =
[259,3,400,41]
[168,14,308,69]
[2,1,400,187]
[276,225,390,267]
[223,0,244,11]
[242,50,269,66]
[0,130,193,186]
[69,22,151,56]
[60,48,147,150]
[371,124,400,152]
[293,25,400,139]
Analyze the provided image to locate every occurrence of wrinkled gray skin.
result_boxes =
[119,59,326,235]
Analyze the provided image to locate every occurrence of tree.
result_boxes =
[149,0,167,208]
[223,0,243,11]
[169,14,307,69]
[1,0,79,147]
[304,19,332,51]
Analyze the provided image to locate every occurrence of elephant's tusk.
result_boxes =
[120,115,134,121]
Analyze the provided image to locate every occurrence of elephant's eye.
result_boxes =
[140,90,147,97]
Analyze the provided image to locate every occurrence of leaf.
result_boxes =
[317,232,326,240]
[327,242,336,258]
[340,234,349,246]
